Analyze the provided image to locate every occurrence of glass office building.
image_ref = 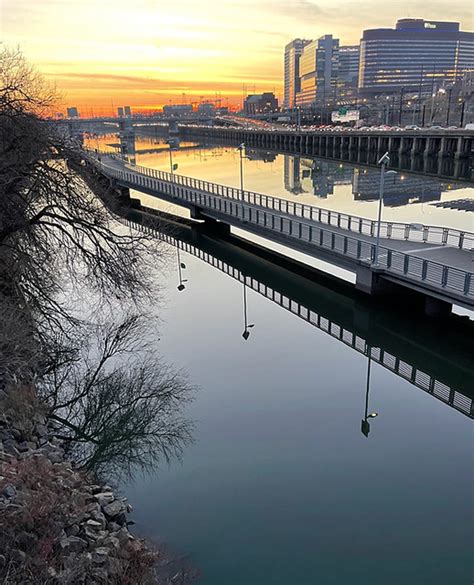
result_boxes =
[284,39,311,109]
[358,19,474,96]
[296,35,339,107]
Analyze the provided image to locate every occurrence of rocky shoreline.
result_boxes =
[0,387,160,584]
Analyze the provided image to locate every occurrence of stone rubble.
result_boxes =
[0,403,158,584]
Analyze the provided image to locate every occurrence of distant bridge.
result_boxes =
[120,208,474,420]
[84,151,474,314]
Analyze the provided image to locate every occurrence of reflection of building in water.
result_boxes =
[306,159,353,198]
[118,118,136,164]
[351,169,464,206]
[284,156,305,194]
[246,149,277,163]
[284,156,354,198]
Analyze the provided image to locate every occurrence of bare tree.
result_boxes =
[0,46,162,385]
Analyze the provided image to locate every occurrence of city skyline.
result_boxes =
[3,0,473,113]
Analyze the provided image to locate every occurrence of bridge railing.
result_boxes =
[87,151,473,251]
[123,214,473,419]
[93,156,474,299]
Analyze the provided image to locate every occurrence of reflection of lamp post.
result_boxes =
[374,153,397,266]
[237,143,246,201]
[242,277,255,340]
[177,246,187,291]
[361,347,379,438]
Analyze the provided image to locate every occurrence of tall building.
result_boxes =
[66,107,79,118]
[359,19,474,96]
[124,105,132,116]
[295,35,339,107]
[338,46,360,88]
[284,39,311,109]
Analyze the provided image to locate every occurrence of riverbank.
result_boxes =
[0,383,166,584]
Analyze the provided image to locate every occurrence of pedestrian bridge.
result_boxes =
[84,151,474,312]
[120,207,474,420]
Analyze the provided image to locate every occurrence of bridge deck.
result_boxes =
[87,153,474,307]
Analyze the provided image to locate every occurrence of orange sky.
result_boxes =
[2,0,473,115]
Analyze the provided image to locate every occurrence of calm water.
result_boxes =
[89,132,473,584]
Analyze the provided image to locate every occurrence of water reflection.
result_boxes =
[39,314,195,479]
[284,154,466,206]
[124,208,474,422]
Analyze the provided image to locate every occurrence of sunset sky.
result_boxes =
[2,0,473,114]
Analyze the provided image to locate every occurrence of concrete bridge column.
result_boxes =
[438,136,447,158]
[454,136,465,159]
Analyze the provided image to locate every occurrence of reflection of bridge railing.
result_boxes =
[88,150,473,250]
[124,216,473,419]
[87,153,474,304]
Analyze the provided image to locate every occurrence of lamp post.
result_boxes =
[237,143,246,201]
[374,153,397,266]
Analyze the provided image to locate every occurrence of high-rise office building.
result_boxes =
[339,46,360,87]
[358,19,474,96]
[284,39,311,109]
[66,107,79,118]
[295,35,339,107]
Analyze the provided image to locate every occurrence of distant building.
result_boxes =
[284,39,311,109]
[67,107,79,118]
[117,107,124,117]
[163,104,194,116]
[295,35,339,107]
[338,46,360,89]
[197,102,215,115]
[243,93,278,115]
[124,105,132,116]
[358,19,474,96]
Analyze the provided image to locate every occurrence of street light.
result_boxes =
[374,152,397,266]
[237,143,246,201]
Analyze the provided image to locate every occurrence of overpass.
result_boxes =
[116,206,474,420]
[83,151,474,314]
[180,125,474,159]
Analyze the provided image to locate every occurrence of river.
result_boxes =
[87,131,473,585]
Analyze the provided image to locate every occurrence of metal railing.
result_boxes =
[86,150,474,251]
[89,155,474,300]
[123,214,473,419]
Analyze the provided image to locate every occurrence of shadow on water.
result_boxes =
[124,205,474,421]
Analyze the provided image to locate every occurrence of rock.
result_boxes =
[107,522,121,532]
[94,492,115,507]
[101,535,120,551]
[48,450,63,464]
[10,549,26,563]
[59,536,88,553]
[2,441,19,457]
[126,503,133,513]
[103,500,126,518]
[2,484,16,498]
[17,441,36,452]
[90,510,106,529]
[66,524,80,537]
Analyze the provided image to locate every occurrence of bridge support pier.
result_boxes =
[355,267,395,296]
